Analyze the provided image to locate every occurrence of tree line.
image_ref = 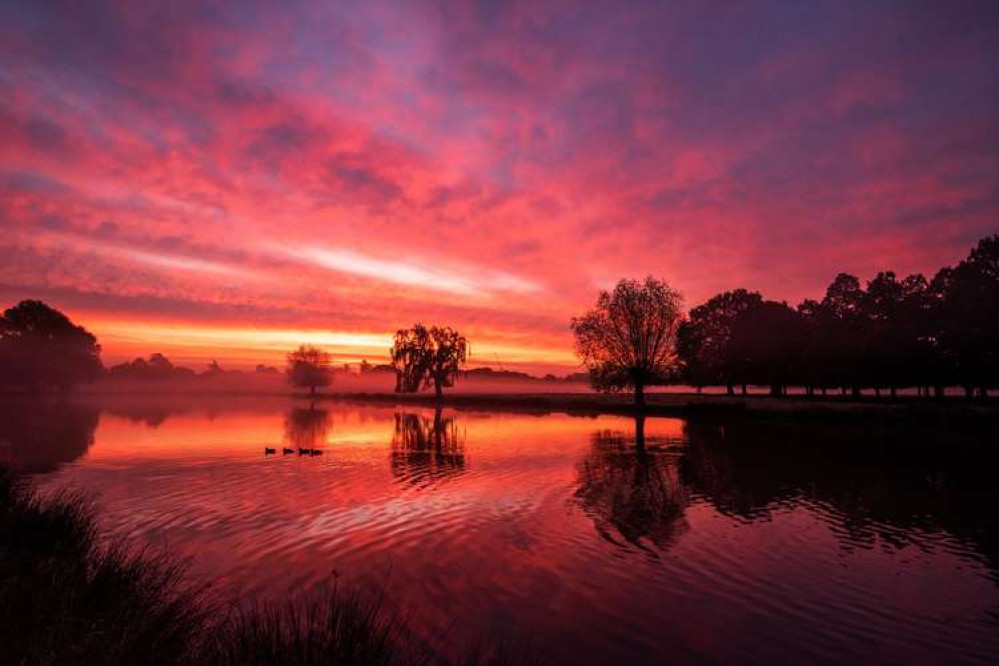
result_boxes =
[571,235,998,404]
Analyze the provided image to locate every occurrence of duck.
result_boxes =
[298,448,310,455]
[309,449,323,456]
[264,447,276,455]
[282,448,295,455]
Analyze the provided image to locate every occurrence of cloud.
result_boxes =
[288,246,540,297]
[1,0,997,370]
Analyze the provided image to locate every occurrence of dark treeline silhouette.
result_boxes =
[677,235,999,399]
[108,353,197,381]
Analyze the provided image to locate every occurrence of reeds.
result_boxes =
[0,470,539,665]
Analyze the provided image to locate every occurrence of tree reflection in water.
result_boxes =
[0,400,99,473]
[283,406,330,450]
[573,416,689,553]
[390,409,465,487]
[680,419,999,578]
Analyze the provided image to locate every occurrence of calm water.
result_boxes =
[4,396,999,664]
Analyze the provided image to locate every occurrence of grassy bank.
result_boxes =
[0,470,534,665]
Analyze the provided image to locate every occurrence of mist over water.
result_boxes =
[11,397,999,665]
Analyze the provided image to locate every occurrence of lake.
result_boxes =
[5,396,999,664]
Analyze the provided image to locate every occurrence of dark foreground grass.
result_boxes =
[0,470,538,666]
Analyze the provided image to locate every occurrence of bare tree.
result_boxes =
[390,324,468,400]
[286,345,333,396]
[571,277,683,408]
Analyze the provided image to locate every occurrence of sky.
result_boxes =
[1,0,997,374]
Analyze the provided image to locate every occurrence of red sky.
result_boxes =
[1,1,997,374]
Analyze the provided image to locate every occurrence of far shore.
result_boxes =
[5,384,998,423]
[320,390,999,423]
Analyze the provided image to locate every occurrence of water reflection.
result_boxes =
[10,399,999,664]
[680,419,999,577]
[390,409,466,487]
[284,406,331,450]
[0,399,99,473]
[573,416,689,552]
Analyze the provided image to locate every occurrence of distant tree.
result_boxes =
[286,345,333,396]
[108,353,196,380]
[390,324,469,399]
[677,289,764,395]
[0,300,102,392]
[254,363,279,374]
[571,277,683,407]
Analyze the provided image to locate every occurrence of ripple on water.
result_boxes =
[28,405,999,665]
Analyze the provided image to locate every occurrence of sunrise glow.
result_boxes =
[2,2,996,373]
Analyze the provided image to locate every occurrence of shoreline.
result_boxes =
[6,388,999,423]
[319,391,999,424]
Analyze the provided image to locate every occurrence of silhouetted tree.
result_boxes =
[0,300,102,392]
[571,277,683,407]
[933,235,999,399]
[286,345,333,396]
[727,301,805,396]
[677,289,764,394]
[390,324,468,399]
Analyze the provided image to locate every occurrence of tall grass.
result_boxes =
[0,470,539,665]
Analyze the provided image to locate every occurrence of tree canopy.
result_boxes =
[571,277,683,407]
[0,300,102,391]
[390,324,468,399]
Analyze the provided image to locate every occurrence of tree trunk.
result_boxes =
[821,387,827,396]
[890,386,897,400]
[964,386,974,400]
[741,384,747,395]
[874,387,881,399]
[310,385,316,397]
[934,385,944,400]
[635,382,646,409]
[726,384,734,396]
[770,384,782,397]
[806,386,814,398]
[851,386,860,399]
[435,381,443,401]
